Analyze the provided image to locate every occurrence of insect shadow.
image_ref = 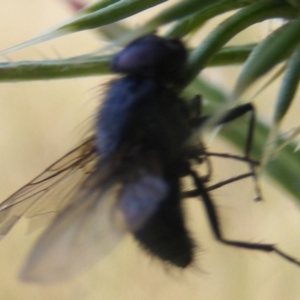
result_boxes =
[0,34,299,283]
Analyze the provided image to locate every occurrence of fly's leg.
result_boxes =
[184,143,212,183]
[188,169,300,267]
[218,104,261,201]
[185,95,214,182]
[191,103,262,201]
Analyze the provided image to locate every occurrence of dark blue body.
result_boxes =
[96,76,190,165]
[95,35,195,267]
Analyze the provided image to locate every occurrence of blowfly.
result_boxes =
[0,34,299,283]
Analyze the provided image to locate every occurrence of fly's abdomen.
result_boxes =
[133,176,194,268]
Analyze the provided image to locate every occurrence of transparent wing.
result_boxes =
[20,167,127,283]
[19,155,169,283]
[1,140,168,283]
[0,137,98,238]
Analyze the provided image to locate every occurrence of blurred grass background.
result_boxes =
[1,1,300,299]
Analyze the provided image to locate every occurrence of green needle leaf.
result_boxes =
[165,0,246,39]
[79,0,120,14]
[0,0,165,55]
[234,16,300,99]
[0,44,255,82]
[142,0,219,31]
[182,1,297,88]
[274,45,300,123]
[0,56,112,81]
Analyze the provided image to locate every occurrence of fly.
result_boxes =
[1,34,300,283]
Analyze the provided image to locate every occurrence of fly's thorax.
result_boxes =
[95,75,191,161]
[95,76,159,155]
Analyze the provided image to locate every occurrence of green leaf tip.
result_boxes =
[234,16,300,99]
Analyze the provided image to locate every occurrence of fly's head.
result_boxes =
[111,34,187,86]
